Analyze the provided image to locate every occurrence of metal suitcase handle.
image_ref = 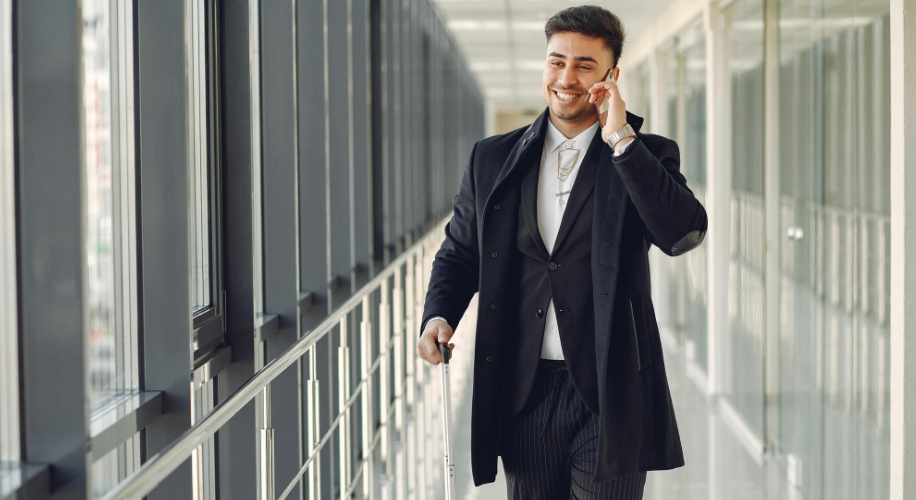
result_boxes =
[438,342,457,500]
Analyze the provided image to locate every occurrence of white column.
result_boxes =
[704,0,729,397]
[889,0,916,498]
[762,0,781,448]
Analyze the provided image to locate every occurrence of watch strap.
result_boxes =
[607,124,636,149]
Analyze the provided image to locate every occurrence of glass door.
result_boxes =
[777,0,891,497]
[777,0,825,495]
[724,0,767,442]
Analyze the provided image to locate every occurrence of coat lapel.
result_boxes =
[550,129,603,255]
[486,110,550,211]
[519,150,550,256]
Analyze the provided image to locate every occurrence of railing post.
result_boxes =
[95,225,453,500]
[338,315,352,494]
[361,296,374,498]
[379,282,391,492]
[393,265,406,500]
[307,347,321,499]
[404,256,417,499]
[258,384,275,500]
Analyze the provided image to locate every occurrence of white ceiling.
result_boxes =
[430,0,677,110]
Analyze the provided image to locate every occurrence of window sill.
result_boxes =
[0,463,49,500]
[89,391,163,461]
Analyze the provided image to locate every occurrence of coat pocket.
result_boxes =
[629,294,653,371]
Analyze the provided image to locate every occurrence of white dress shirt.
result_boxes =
[537,120,633,359]
[425,119,634,356]
[537,121,598,358]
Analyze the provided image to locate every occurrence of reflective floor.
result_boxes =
[448,319,798,500]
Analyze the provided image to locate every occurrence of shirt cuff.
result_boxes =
[423,316,449,333]
[613,137,635,156]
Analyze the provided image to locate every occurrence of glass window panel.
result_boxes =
[650,21,710,378]
[823,1,889,498]
[191,377,217,500]
[778,0,889,497]
[189,0,214,317]
[680,22,709,374]
[83,0,140,408]
[90,432,141,499]
[725,0,766,439]
[0,0,19,467]
[187,1,219,495]
[624,62,652,132]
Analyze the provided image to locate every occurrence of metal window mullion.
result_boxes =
[124,0,140,392]
[17,0,87,488]
[118,0,138,397]
[195,0,204,306]
[0,0,18,464]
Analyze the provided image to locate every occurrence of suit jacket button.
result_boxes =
[486,356,492,362]
[492,252,498,258]
[494,204,501,210]
[548,262,558,271]
[536,309,544,318]
[490,304,496,310]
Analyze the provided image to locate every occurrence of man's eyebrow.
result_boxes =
[547,52,599,64]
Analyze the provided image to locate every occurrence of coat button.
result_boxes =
[536,308,544,318]
[494,204,501,210]
[490,304,496,310]
[492,252,498,258]
[486,356,492,362]
[548,262,558,271]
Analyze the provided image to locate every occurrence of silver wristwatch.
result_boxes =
[606,124,636,149]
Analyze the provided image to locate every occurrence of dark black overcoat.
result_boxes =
[421,109,708,485]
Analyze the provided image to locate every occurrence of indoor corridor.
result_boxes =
[2,0,916,499]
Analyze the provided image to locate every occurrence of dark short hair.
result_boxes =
[544,6,626,67]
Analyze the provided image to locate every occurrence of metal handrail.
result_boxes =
[102,221,447,500]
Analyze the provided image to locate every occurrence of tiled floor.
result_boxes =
[447,325,794,500]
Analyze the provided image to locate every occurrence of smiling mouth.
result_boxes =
[553,90,581,102]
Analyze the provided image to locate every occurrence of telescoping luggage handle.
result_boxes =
[438,342,457,500]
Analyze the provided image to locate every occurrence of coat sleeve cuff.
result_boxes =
[420,316,450,336]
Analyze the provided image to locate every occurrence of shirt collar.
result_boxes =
[544,119,600,156]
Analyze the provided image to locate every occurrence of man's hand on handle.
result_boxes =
[418,318,455,365]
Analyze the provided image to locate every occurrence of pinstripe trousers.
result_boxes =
[500,360,647,500]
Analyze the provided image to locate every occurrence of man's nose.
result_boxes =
[558,65,578,88]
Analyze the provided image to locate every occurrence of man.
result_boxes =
[417,6,707,499]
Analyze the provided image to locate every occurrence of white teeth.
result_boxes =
[556,91,577,101]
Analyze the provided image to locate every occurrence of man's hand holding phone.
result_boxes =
[588,68,633,149]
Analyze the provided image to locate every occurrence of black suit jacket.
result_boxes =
[421,109,708,484]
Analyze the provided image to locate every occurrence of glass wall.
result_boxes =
[82,0,140,408]
[188,0,225,358]
[640,0,892,496]
[725,0,767,440]
[188,1,221,498]
[0,0,18,469]
[624,61,652,132]
[654,20,710,377]
[778,0,891,497]
[83,0,142,495]
[3,0,485,497]
[681,22,709,374]
[189,0,220,323]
